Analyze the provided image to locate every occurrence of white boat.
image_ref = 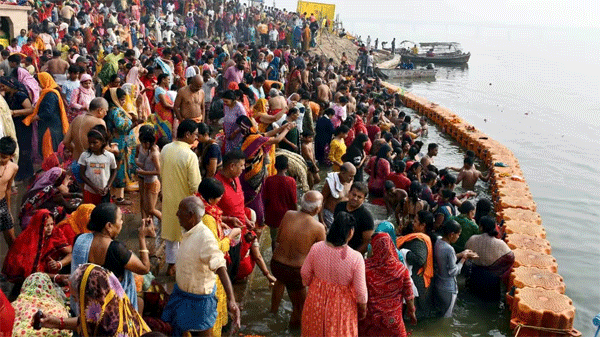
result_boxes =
[377,67,437,79]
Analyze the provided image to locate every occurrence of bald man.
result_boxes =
[162,196,241,336]
[315,78,331,106]
[320,162,356,228]
[270,191,326,328]
[173,74,206,122]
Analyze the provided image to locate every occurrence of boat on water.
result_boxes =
[377,67,437,79]
[399,41,471,65]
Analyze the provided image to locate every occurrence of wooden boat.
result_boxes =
[377,67,437,79]
[399,41,471,65]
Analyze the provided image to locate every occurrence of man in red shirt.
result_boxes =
[263,155,297,249]
[215,149,251,229]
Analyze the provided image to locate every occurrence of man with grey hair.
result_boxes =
[63,97,109,182]
[270,190,326,329]
[268,83,288,116]
[162,196,241,335]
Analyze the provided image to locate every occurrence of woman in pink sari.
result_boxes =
[68,74,96,122]
[125,66,152,120]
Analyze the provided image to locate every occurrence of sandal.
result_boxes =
[114,197,133,205]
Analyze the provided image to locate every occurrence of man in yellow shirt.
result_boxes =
[160,119,202,276]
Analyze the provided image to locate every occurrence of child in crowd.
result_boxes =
[300,130,320,188]
[78,126,117,205]
[136,128,162,222]
[0,136,18,247]
[328,125,349,172]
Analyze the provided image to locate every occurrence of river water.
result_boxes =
[238,24,600,336]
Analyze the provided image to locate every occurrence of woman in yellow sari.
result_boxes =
[23,72,69,159]
[39,264,150,337]
[198,178,241,337]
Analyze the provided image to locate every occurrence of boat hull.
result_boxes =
[401,52,471,65]
[378,68,437,79]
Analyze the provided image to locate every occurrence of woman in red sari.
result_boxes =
[359,233,416,337]
[1,209,72,283]
[152,73,175,140]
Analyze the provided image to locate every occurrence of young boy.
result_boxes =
[328,125,349,172]
[0,136,19,247]
[301,130,320,188]
[456,156,490,191]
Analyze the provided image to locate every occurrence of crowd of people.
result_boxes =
[0,0,516,336]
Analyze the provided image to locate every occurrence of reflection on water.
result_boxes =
[239,109,511,336]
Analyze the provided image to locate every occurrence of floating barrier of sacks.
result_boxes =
[499,208,543,225]
[381,81,579,336]
[503,220,547,239]
[510,287,580,337]
[512,249,558,272]
[509,266,566,294]
[505,233,552,255]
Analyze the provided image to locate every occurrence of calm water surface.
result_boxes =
[240,25,600,336]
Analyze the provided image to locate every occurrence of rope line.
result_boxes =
[513,323,574,336]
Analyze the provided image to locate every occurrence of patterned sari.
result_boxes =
[19,167,66,229]
[11,273,71,337]
[240,133,269,225]
[71,264,150,337]
[151,86,174,140]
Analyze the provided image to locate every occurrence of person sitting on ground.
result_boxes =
[464,216,515,300]
[263,155,298,251]
[12,273,72,337]
[71,203,155,311]
[359,233,417,337]
[19,167,77,230]
[451,200,479,253]
[2,210,72,283]
[333,182,375,254]
[161,196,241,336]
[270,191,326,328]
[39,264,151,336]
[301,211,367,337]
[456,156,490,191]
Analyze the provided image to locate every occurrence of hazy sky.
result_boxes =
[250,0,599,28]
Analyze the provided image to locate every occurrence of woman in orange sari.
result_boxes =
[23,72,69,159]
[152,73,174,140]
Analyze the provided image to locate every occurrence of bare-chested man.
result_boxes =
[270,191,326,328]
[63,97,108,177]
[456,156,490,190]
[320,162,356,228]
[421,143,438,170]
[173,74,205,122]
[315,78,331,106]
[41,49,69,84]
[268,85,288,116]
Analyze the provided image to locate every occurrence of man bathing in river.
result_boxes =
[270,191,326,329]
[456,156,490,191]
